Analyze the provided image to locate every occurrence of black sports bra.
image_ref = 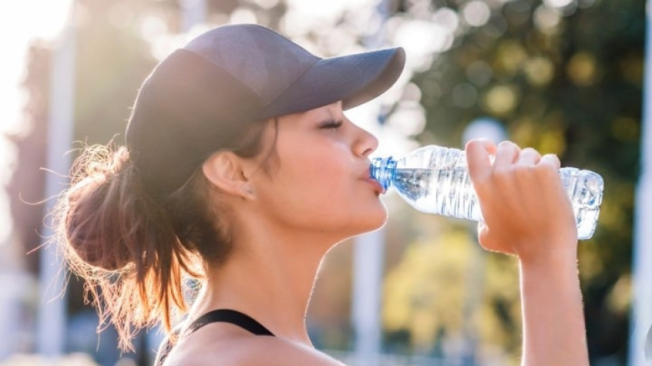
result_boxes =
[155,309,275,366]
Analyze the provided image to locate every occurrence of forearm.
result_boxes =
[519,253,589,366]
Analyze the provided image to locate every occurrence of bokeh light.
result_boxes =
[524,57,555,86]
[567,52,600,86]
[483,85,519,115]
[462,1,491,27]
[392,18,454,70]
[534,5,562,33]
[544,0,576,9]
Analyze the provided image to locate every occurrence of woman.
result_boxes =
[56,24,588,365]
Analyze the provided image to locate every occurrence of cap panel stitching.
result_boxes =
[179,48,264,100]
[258,57,322,117]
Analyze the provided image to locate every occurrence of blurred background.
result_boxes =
[0,0,645,365]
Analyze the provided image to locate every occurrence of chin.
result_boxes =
[351,203,388,236]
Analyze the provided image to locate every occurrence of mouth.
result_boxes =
[364,177,385,195]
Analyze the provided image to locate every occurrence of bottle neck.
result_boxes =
[370,156,397,192]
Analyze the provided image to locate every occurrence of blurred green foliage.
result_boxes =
[399,0,642,363]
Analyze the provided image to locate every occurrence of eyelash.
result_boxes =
[320,120,343,129]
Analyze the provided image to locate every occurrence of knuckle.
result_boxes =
[522,147,540,158]
[468,139,482,148]
[469,171,488,186]
[542,153,561,166]
[466,138,487,152]
[514,164,536,179]
[492,166,513,186]
[493,165,511,177]
[465,140,478,152]
[535,162,558,179]
[496,141,512,154]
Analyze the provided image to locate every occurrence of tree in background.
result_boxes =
[384,0,641,364]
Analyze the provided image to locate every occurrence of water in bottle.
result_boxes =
[370,145,604,240]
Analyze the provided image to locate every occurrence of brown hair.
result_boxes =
[53,119,277,351]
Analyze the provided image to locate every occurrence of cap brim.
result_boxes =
[259,47,405,119]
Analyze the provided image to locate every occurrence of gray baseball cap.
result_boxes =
[126,24,405,197]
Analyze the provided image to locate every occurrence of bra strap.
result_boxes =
[185,309,275,337]
[155,309,274,366]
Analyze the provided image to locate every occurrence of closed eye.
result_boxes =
[319,120,343,129]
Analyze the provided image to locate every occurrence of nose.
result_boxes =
[352,123,379,158]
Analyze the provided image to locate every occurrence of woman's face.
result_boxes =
[248,101,386,241]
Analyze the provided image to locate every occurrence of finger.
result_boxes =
[517,147,541,166]
[466,139,495,183]
[539,153,561,170]
[493,141,521,168]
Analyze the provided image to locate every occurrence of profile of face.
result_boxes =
[203,101,387,244]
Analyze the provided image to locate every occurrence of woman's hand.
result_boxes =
[465,139,578,265]
[466,139,588,366]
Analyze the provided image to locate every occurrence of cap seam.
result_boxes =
[259,57,321,117]
[178,48,265,101]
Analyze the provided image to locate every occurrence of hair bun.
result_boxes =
[64,146,135,271]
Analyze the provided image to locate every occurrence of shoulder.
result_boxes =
[230,336,346,366]
[163,327,345,366]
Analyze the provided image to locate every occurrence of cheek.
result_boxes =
[279,147,350,208]
[260,143,386,232]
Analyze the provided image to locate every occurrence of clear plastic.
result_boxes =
[370,145,604,240]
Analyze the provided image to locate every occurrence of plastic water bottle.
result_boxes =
[370,145,604,240]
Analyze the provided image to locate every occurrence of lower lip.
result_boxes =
[364,178,385,195]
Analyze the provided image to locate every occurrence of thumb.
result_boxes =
[465,139,495,185]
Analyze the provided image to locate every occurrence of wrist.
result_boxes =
[517,235,579,273]
[518,255,581,291]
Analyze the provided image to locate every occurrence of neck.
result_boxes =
[190,218,340,346]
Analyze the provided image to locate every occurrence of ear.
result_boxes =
[202,151,255,200]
